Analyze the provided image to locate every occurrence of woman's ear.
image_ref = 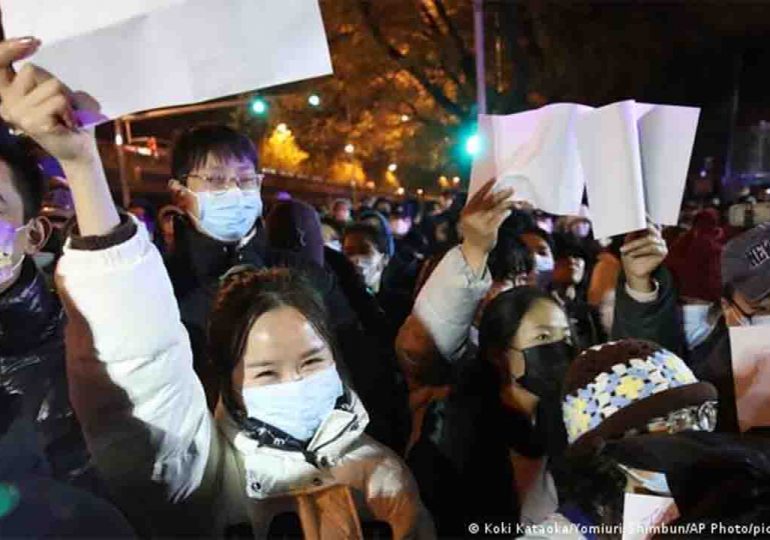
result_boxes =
[23,216,52,255]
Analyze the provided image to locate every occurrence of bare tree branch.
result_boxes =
[430,0,477,83]
[358,0,468,119]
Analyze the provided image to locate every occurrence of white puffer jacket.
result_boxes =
[56,222,433,539]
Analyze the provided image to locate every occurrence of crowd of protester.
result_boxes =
[4,36,770,539]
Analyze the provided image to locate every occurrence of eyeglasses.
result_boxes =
[724,297,770,325]
[184,172,264,192]
[629,400,718,436]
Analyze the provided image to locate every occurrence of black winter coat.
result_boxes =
[0,258,87,479]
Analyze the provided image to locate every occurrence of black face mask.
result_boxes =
[516,340,575,458]
[517,340,574,399]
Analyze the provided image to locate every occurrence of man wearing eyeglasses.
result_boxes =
[160,126,410,453]
[163,126,353,407]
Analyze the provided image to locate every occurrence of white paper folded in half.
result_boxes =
[3,0,333,124]
[470,101,699,238]
[730,325,770,432]
[470,103,589,216]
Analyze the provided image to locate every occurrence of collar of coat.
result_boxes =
[214,388,371,500]
[215,387,369,464]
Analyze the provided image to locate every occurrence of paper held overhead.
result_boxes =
[470,103,589,217]
[2,0,333,124]
[469,101,700,238]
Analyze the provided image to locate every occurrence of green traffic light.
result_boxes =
[465,133,481,156]
[251,98,268,115]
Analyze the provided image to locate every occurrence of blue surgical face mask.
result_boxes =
[325,240,342,252]
[534,253,555,273]
[194,188,262,242]
[680,303,720,350]
[241,365,343,442]
[618,465,671,496]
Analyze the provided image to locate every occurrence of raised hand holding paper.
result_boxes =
[469,100,700,238]
[2,0,333,124]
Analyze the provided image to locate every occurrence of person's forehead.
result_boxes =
[245,306,325,363]
[195,152,255,172]
[519,299,568,330]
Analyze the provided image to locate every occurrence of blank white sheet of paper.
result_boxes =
[638,104,701,226]
[576,100,647,239]
[730,325,770,432]
[2,0,333,122]
[621,493,679,540]
[470,103,586,215]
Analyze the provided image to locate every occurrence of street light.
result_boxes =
[344,144,355,154]
[308,94,321,107]
[396,187,405,196]
[388,163,398,172]
[417,188,424,196]
[401,114,410,122]
[453,176,461,185]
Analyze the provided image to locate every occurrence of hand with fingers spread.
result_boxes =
[0,37,98,163]
[459,179,515,275]
[620,224,668,293]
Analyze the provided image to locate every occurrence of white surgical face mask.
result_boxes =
[241,365,343,442]
[193,188,262,242]
[353,253,385,292]
[534,253,555,273]
[680,303,720,350]
[619,465,671,496]
[748,315,770,326]
[325,240,342,252]
[0,220,28,285]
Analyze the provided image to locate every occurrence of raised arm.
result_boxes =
[612,225,683,353]
[397,181,513,384]
[0,39,213,521]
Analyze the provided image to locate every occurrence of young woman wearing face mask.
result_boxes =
[476,286,575,526]
[397,184,680,534]
[0,52,435,538]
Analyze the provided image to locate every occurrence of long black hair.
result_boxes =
[477,286,559,372]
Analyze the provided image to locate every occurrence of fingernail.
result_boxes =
[10,37,39,47]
